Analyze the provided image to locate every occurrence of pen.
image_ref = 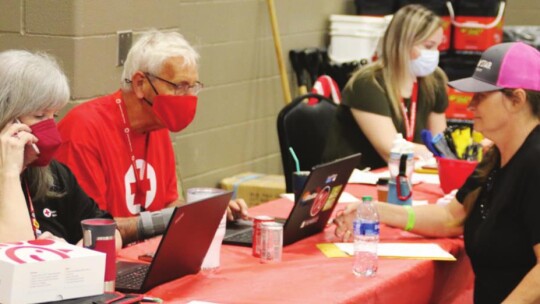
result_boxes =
[443,129,458,157]
[15,119,40,154]
[142,296,163,303]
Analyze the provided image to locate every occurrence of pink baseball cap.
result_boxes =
[449,42,540,93]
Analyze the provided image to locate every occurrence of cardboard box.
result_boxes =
[220,172,286,207]
[0,239,105,304]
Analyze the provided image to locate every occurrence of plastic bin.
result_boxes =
[447,0,506,52]
[437,157,478,194]
[328,14,391,63]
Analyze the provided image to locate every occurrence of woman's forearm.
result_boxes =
[377,200,464,238]
[503,263,540,303]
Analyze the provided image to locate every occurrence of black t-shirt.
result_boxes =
[22,160,112,244]
[456,125,540,303]
[322,68,448,169]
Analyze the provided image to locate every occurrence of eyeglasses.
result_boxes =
[144,72,204,96]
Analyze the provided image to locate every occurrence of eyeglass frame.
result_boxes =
[144,72,204,96]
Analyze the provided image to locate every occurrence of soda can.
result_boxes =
[259,222,283,264]
[252,215,275,257]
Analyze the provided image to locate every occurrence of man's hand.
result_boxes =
[227,199,249,221]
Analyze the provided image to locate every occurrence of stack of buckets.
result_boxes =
[328,14,392,64]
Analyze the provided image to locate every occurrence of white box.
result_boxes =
[0,239,105,304]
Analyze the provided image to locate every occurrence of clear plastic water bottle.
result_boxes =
[388,133,414,182]
[353,195,379,277]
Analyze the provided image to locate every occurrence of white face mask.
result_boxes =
[410,49,440,77]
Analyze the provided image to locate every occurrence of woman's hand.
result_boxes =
[333,202,360,242]
[0,121,38,175]
[227,198,249,221]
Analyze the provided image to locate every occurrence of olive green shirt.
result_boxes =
[323,68,448,169]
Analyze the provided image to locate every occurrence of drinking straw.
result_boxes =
[289,147,300,172]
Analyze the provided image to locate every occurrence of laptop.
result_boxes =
[224,153,361,246]
[115,191,232,293]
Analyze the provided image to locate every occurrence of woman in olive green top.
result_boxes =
[323,4,448,169]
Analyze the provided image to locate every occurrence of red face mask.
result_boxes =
[29,119,62,167]
[152,95,197,132]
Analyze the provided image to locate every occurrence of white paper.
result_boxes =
[335,242,456,261]
[414,157,438,170]
[281,191,360,204]
[412,173,440,185]
[348,169,390,185]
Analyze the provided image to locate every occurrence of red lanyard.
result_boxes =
[400,82,418,142]
[25,182,41,239]
[115,96,150,211]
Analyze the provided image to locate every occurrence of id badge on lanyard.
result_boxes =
[400,82,418,142]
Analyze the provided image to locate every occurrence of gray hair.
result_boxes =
[121,30,200,91]
[0,50,69,129]
[0,50,69,201]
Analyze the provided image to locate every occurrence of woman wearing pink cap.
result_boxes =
[334,42,540,303]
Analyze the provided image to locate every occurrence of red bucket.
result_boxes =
[437,157,478,194]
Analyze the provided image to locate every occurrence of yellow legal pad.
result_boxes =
[318,243,456,261]
[316,243,350,258]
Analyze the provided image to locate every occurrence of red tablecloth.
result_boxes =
[118,183,474,303]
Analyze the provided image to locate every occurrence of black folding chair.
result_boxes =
[277,93,337,193]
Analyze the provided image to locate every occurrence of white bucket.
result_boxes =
[328,14,392,63]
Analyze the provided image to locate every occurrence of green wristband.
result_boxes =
[404,206,415,232]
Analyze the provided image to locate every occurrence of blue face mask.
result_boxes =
[410,50,440,77]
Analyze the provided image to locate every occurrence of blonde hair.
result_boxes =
[0,50,69,201]
[347,4,446,122]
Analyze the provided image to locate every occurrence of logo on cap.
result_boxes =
[477,59,493,71]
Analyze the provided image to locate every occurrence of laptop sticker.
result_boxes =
[300,216,319,229]
[325,173,338,184]
[311,186,330,216]
[323,185,342,212]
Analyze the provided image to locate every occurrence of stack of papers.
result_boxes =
[348,169,389,184]
[348,169,440,185]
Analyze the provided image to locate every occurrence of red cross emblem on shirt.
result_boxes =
[130,167,151,208]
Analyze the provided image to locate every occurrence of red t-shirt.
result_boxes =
[56,90,178,217]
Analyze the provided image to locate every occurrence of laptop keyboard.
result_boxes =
[116,263,149,290]
[225,229,253,243]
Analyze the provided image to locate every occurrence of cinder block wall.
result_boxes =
[0,0,537,194]
[0,0,354,194]
[504,0,540,25]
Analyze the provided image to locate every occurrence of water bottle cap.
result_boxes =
[362,195,373,202]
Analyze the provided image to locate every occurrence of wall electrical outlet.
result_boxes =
[117,30,132,66]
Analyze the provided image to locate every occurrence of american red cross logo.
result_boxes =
[124,159,157,215]
[130,174,152,207]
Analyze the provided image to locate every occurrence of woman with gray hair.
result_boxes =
[0,50,122,247]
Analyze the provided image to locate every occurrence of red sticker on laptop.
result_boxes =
[311,186,330,216]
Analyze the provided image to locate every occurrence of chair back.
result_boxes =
[277,93,337,192]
